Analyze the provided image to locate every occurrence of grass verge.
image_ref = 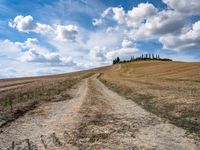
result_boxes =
[0,73,93,128]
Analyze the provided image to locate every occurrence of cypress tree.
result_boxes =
[152,54,154,59]
[116,57,120,63]
[145,54,148,59]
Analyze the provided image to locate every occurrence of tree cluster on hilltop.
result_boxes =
[113,57,120,64]
[113,54,172,64]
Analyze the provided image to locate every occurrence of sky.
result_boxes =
[0,0,200,78]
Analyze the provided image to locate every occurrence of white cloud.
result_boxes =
[0,39,21,56]
[112,7,125,24]
[55,25,78,42]
[85,29,123,49]
[106,47,138,60]
[126,3,157,28]
[89,46,107,61]
[99,4,185,40]
[9,15,79,41]
[106,26,119,33]
[87,38,138,65]
[162,0,200,15]
[106,40,138,60]
[4,0,200,78]
[88,44,138,65]
[0,37,85,78]
[9,15,52,34]
[9,15,34,32]
[2,38,77,67]
[95,2,197,51]
[182,21,200,40]
[21,49,75,66]
[14,38,53,55]
[34,23,52,34]
[47,26,127,68]
[15,38,38,49]
[160,21,200,51]
[121,39,133,48]
[92,7,125,27]
[131,10,185,40]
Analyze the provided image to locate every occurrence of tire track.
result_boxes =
[70,74,200,150]
[0,79,88,150]
[1,74,200,150]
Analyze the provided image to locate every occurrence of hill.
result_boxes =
[100,61,200,136]
[1,61,200,149]
[0,66,111,127]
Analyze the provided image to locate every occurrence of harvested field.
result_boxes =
[100,61,200,137]
[0,62,200,149]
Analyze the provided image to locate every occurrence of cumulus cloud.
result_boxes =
[127,5,184,40]
[112,7,125,24]
[131,10,184,40]
[160,21,200,51]
[126,3,157,28]
[3,38,77,66]
[89,46,107,61]
[94,1,200,51]
[15,38,38,49]
[0,40,21,56]
[9,15,34,32]
[35,23,53,34]
[121,39,133,48]
[9,15,52,34]
[14,38,54,56]
[55,25,78,42]
[106,39,138,60]
[86,29,123,50]
[92,7,115,26]
[88,39,138,63]
[162,0,200,15]
[106,47,138,60]
[106,26,119,33]
[9,15,78,41]
[99,3,184,40]
[21,49,75,66]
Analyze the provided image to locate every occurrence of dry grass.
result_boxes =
[0,74,89,127]
[0,66,112,127]
[100,61,200,136]
[1,61,200,136]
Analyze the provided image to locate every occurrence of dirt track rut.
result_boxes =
[0,75,200,150]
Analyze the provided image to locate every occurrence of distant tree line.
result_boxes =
[113,54,172,64]
[113,57,120,64]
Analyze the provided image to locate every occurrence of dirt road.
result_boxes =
[0,75,200,150]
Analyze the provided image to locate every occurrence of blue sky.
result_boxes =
[0,0,200,78]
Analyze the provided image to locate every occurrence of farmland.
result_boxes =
[0,61,200,149]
